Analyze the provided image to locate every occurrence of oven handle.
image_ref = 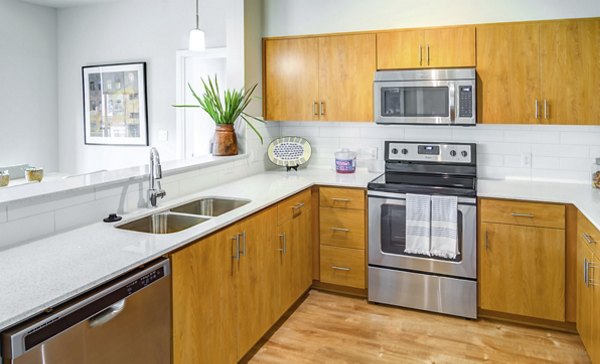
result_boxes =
[368,190,476,205]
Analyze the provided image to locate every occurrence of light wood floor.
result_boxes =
[249,290,590,364]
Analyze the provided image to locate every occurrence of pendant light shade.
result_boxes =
[189,0,205,51]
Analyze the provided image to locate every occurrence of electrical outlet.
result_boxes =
[521,152,531,167]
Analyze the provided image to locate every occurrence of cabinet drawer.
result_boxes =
[480,199,565,229]
[577,211,600,255]
[320,246,365,289]
[319,187,365,210]
[277,189,311,225]
[319,208,365,250]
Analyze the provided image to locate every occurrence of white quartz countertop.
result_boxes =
[0,168,379,331]
[2,168,600,332]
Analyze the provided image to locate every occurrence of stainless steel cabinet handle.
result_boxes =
[232,235,240,260]
[332,266,351,271]
[278,233,287,255]
[584,258,589,286]
[583,233,596,245]
[313,101,319,116]
[320,101,326,116]
[511,212,535,218]
[535,99,539,119]
[544,99,548,119]
[239,231,247,257]
[88,300,126,328]
[427,44,430,65]
[332,198,351,203]
[292,202,305,210]
[331,227,350,232]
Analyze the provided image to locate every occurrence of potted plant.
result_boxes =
[174,75,263,156]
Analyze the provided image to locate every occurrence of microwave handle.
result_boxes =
[449,83,456,123]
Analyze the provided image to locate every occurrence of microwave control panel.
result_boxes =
[458,86,473,118]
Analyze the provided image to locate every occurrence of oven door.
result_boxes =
[374,80,475,125]
[368,191,476,279]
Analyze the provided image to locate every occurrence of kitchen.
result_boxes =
[0,0,599,363]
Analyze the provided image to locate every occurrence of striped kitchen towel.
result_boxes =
[430,195,459,259]
[405,194,431,256]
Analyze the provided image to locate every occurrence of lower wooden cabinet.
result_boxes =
[479,199,566,322]
[171,190,312,364]
[320,245,365,289]
[577,211,600,363]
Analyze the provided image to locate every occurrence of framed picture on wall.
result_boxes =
[82,62,149,146]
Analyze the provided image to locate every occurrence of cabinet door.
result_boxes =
[476,23,541,124]
[235,207,279,359]
[377,29,424,69]
[424,26,476,68]
[171,226,239,364]
[264,38,319,121]
[318,34,376,121]
[479,223,565,321]
[540,19,600,125]
[577,239,595,359]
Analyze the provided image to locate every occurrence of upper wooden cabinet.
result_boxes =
[477,18,600,124]
[377,26,476,69]
[264,34,376,122]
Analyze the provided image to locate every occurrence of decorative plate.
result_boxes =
[267,136,312,171]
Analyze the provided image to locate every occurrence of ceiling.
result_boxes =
[20,0,123,8]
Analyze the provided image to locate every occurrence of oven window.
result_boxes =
[381,87,449,117]
[380,203,463,262]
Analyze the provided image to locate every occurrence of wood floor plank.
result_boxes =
[249,290,590,364]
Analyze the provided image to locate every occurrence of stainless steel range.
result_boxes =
[368,141,477,318]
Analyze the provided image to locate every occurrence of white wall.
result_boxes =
[0,0,58,171]
[57,0,227,173]
[263,0,600,183]
[263,0,600,36]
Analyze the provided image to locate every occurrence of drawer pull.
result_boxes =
[332,266,351,271]
[292,202,305,210]
[332,198,351,203]
[511,212,535,218]
[583,233,596,245]
[331,227,350,233]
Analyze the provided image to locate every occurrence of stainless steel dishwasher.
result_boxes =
[1,258,171,364]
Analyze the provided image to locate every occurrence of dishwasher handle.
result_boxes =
[88,299,126,328]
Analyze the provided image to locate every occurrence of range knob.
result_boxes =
[391,148,399,155]
[449,150,457,157]
[401,148,408,155]
[461,151,469,158]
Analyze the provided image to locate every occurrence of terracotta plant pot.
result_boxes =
[212,124,238,156]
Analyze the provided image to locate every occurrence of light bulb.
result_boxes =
[189,28,206,52]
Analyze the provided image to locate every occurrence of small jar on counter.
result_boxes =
[593,158,600,189]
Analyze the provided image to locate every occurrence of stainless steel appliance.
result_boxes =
[1,258,171,364]
[368,141,477,318]
[374,68,476,125]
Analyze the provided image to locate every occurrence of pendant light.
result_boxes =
[188,0,206,51]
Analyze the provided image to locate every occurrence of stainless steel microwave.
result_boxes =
[374,68,476,126]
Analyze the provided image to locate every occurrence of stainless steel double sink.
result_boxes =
[116,197,251,234]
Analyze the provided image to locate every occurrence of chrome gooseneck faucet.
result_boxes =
[148,147,166,208]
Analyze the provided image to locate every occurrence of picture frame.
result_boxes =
[82,62,149,146]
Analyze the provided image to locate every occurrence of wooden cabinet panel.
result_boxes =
[277,189,312,225]
[319,207,365,250]
[264,38,319,121]
[171,226,239,364]
[577,240,595,360]
[424,26,476,68]
[540,19,600,125]
[593,254,600,363]
[479,222,565,321]
[235,207,279,359]
[319,187,365,210]
[480,198,565,229]
[578,210,600,256]
[318,34,376,121]
[377,29,424,69]
[320,246,366,289]
[476,23,541,124]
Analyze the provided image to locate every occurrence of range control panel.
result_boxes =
[386,141,475,164]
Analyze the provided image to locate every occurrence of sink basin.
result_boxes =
[170,197,251,217]
[116,212,209,234]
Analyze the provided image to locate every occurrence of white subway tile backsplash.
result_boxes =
[320,126,360,138]
[478,154,504,167]
[478,166,531,180]
[452,128,504,142]
[281,125,319,137]
[503,155,524,168]
[560,132,600,146]
[532,156,559,169]
[0,205,7,223]
[404,127,452,141]
[0,212,55,249]
[531,144,589,158]
[503,130,560,144]
[7,192,95,221]
[559,157,593,172]
[479,142,531,155]
[359,125,404,139]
